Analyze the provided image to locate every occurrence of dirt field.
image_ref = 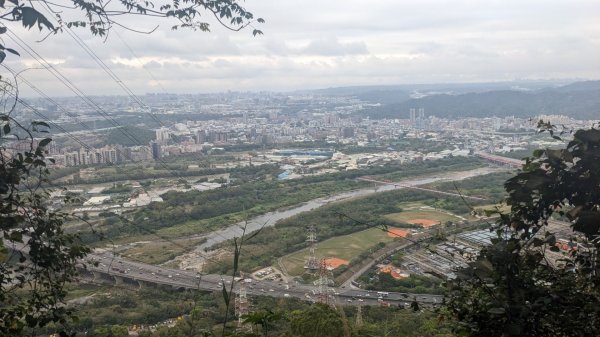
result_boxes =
[407,218,439,227]
[279,227,399,276]
[387,228,410,238]
[324,257,349,269]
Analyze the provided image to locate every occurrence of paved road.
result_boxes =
[5,232,442,308]
[9,166,504,307]
[341,241,413,288]
[82,250,443,307]
[175,166,504,269]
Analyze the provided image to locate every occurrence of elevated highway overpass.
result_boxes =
[6,239,443,307]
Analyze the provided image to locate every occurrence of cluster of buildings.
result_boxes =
[10,92,596,169]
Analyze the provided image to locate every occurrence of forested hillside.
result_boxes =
[355,81,600,120]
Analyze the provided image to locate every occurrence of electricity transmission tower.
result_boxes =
[316,258,334,305]
[356,304,363,327]
[235,282,252,331]
[304,225,319,271]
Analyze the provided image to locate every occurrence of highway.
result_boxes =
[6,237,443,307]
[83,250,443,307]
[174,166,503,269]
[7,165,511,308]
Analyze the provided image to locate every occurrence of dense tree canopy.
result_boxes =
[0,119,90,336]
[289,304,347,337]
[445,123,600,336]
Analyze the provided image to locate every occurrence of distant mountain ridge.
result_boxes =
[340,80,600,120]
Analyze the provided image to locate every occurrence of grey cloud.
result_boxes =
[6,0,600,96]
[144,60,163,69]
[409,42,444,55]
[296,38,368,56]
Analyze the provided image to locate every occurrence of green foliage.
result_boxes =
[103,183,134,195]
[289,304,346,337]
[100,177,363,243]
[0,117,89,336]
[241,310,284,337]
[209,157,488,274]
[104,126,155,147]
[444,124,600,336]
[210,188,429,274]
[68,284,454,337]
[359,272,444,294]
[356,306,453,337]
[381,156,484,181]
[428,171,513,204]
[357,84,600,120]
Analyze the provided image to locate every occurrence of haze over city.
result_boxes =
[2,1,600,336]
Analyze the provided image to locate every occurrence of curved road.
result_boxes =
[6,166,503,309]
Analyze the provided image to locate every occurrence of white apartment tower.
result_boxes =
[155,127,170,143]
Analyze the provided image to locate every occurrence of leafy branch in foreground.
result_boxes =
[1,112,90,336]
[444,123,600,336]
[0,0,264,65]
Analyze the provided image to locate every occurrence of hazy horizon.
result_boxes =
[7,0,600,96]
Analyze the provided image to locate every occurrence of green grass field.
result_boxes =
[120,237,205,264]
[384,208,463,225]
[279,227,396,276]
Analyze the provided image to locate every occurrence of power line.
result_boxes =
[114,30,169,94]
[109,213,231,269]
[3,65,96,134]
[4,30,147,149]
[6,21,218,189]
[40,15,240,197]
[11,95,93,151]
[5,30,193,182]
[50,19,232,194]
[60,29,164,128]
[3,91,230,270]
[39,3,166,129]
[3,27,238,258]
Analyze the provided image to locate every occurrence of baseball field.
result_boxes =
[384,207,463,227]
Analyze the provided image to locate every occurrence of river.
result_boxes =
[171,166,504,270]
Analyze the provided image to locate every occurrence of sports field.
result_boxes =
[387,228,410,238]
[279,227,398,276]
[384,208,462,227]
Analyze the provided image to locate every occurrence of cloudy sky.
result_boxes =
[6,0,600,96]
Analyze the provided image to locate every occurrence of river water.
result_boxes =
[173,166,503,269]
